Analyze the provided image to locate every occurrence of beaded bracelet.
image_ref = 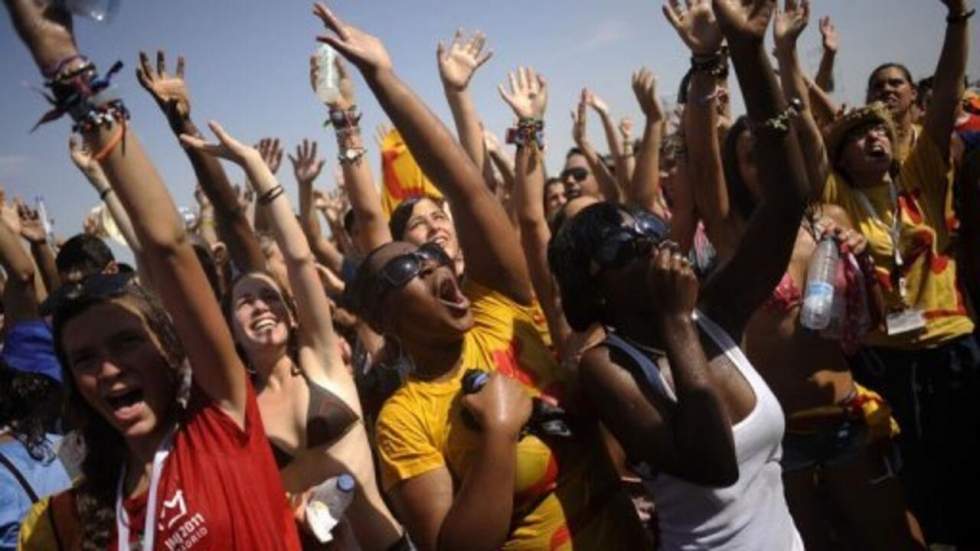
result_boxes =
[751,98,803,136]
[33,58,129,133]
[506,118,545,149]
[325,106,361,129]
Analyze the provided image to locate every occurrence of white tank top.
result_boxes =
[604,312,803,551]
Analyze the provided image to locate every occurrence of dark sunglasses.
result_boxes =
[375,242,452,295]
[591,209,669,274]
[560,167,589,183]
[41,271,136,316]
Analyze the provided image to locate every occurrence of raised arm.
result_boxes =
[0,202,41,321]
[813,16,838,93]
[499,67,571,347]
[665,1,740,257]
[627,68,668,216]
[571,92,622,202]
[135,50,266,273]
[774,0,830,200]
[699,0,809,338]
[316,3,532,304]
[437,30,493,179]
[584,89,631,195]
[291,139,345,275]
[182,123,344,378]
[924,0,972,160]
[315,55,391,252]
[14,200,59,297]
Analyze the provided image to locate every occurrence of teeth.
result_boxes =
[253,319,276,331]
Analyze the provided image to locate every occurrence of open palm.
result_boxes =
[438,30,492,90]
[498,66,548,119]
[663,0,724,55]
[314,3,392,74]
[136,50,191,120]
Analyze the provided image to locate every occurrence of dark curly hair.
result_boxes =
[0,364,64,461]
[548,202,661,332]
[52,283,186,551]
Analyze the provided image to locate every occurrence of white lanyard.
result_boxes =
[116,426,177,551]
[854,182,908,300]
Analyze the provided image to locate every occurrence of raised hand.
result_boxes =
[497,66,548,119]
[773,0,810,52]
[374,121,393,148]
[647,242,699,320]
[582,89,610,116]
[313,3,392,74]
[193,186,212,210]
[818,16,838,53]
[663,0,724,55]
[713,0,777,46]
[0,196,22,236]
[438,29,493,91]
[136,50,191,122]
[483,129,503,157]
[255,138,284,174]
[180,121,262,168]
[68,135,102,177]
[309,53,356,110]
[571,92,589,144]
[289,139,326,187]
[619,117,634,143]
[16,200,47,244]
[631,68,664,122]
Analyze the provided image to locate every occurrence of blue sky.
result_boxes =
[1,0,978,258]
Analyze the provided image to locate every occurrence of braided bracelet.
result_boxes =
[258,185,285,205]
[505,118,544,149]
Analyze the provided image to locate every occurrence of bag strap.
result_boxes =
[0,450,40,503]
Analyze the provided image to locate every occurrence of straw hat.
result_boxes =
[824,102,897,167]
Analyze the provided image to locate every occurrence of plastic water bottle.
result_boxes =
[801,237,839,330]
[305,473,356,543]
[314,44,340,104]
[57,0,120,22]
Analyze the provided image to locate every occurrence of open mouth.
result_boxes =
[867,144,888,159]
[105,389,146,422]
[436,276,470,317]
[251,317,278,332]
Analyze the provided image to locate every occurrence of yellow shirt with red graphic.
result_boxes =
[823,134,973,348]
[375,281,645,550]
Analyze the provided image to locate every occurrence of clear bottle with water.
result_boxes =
[57,0,120,22]
[314,44,341,104]
[305,473,356,543]
[801,236,839,330]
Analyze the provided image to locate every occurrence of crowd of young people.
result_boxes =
[0,0,977,549]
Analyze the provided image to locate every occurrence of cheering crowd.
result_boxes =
[1,0,978,549]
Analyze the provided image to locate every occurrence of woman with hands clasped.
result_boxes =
[312,3,648,550]
[670,0,925,548]
[550,0,808,549]
[181,122,406,550]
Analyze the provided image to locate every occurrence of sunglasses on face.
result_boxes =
[376,242,453,295]
[591,210,669,275]
[560,167,589,183]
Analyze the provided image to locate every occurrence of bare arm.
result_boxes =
[628,68,668,215]
[580,249,737,486]
[813,15,838,93]
[0,204,40,321]
[699,0,810,339]
[923,0,971,161]
[571,94,622,203]
[438,30,493,181]
[585,89,631,195]
[774,0,831,201]
[14,201,59,297]
[317,4,532,304]
[135,51,266,274]
[292,146,346,275]
[183,123,345,380]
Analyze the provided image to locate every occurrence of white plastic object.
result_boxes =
[59,0,120,22]
[305,473,356,543]
[800,237,839,330]
[314,44,341,104]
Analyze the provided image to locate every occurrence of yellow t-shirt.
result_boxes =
[375,281,645,550]
[823,135,973,348]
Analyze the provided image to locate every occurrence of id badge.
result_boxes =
[885,309,926,336]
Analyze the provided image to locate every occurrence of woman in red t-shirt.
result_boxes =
[2,1,302,550]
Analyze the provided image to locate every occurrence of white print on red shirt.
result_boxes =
[157,489,209,551]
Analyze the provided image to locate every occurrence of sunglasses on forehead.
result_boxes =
[41,271,137,316]
[375,241,453,295]
[591,209,669,275]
